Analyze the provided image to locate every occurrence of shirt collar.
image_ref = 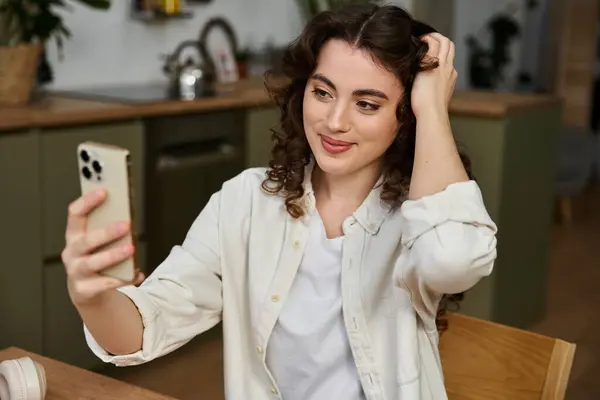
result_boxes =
[299,160,391,235]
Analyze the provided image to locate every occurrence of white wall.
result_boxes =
[47,0,305,89]
[390,0,413,11]
[47,0,416,90]
[453,0,525,90]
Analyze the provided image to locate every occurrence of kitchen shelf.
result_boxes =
[130,0,194,22]
[131,9,194,21]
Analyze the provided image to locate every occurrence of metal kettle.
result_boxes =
[162,40,217,100]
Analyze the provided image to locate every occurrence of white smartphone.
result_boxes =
[76,141,138,281]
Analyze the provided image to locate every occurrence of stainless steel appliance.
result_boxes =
[144,110,246,272]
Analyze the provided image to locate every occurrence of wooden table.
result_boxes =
[0,347,177,400]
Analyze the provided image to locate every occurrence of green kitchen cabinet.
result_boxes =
[449,104,561,329]
[42,260,103,370]
[246,106,280,168]
[0,131,44,354]
[0,120,147,370]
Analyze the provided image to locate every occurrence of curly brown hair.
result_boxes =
[261,2,472,333]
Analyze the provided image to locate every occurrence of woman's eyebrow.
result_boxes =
[310,73,389,100]
[353,88,388,100]
[311,73,336,89]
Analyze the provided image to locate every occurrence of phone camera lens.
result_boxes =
[92,160,102,173]
[80,150,90,163]
[82,166,92,180]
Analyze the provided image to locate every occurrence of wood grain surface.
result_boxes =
[0,347,178,400]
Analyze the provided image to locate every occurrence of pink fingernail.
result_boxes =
[123,245,134,255]
[117,221,129,234]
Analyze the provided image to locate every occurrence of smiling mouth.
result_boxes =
[320,134,355,154]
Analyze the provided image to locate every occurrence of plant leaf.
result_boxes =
[0,0,111,46]
[60,25,71,37]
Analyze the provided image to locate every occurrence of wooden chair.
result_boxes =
[439,312,576,400]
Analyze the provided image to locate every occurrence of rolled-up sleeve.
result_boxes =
[84,190,224,367]
[399,180,498,295]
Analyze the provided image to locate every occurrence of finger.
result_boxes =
[447,40,455,65]
[448,70,457,103]
[421,34,440,59]
[71,243,135,277]
[427,33,450,62]
[65,189,107,243]
[448,81,456,104]
[70,221,131,257]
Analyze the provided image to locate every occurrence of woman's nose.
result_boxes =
[327,103,351,133]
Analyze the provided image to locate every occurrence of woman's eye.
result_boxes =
[357,101,380,111]
[312,88,331,99]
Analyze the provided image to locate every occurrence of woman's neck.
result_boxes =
[312,161,381,207]
[311,161,382,238]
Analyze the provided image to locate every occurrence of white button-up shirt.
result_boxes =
[84,164,498,399]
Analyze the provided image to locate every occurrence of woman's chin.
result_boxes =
[313,153,354,176]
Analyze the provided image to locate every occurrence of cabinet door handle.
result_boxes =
[156,142,239,171]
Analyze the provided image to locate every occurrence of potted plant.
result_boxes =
[0,0,111,105]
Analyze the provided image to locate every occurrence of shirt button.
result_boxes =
[271,295,280,303]
[256,345,263,354]
[293,240,301,248]
[271,387,278,394]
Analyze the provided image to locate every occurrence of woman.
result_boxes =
[61,3,497,399]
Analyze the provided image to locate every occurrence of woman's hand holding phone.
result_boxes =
[61,189,144,307]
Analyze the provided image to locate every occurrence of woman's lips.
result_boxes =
[320,135,354,154]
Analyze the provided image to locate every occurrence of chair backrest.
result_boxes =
[439,312,576,400]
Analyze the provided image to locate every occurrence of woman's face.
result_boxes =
[303,39,403,178]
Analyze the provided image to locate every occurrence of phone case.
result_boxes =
[76,141,138,281]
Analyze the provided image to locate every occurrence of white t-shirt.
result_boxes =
[266,212,365,399]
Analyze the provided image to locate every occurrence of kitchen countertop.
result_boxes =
[0,77,276,132]
[449,91,561,118]
[0,78,561,133]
